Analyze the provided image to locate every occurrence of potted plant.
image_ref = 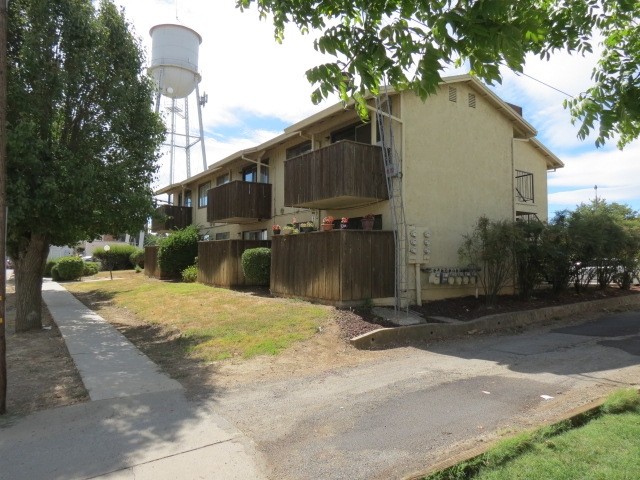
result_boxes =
[282,223,294,235]
[361,214,375,230]
[340,217,349,229]
[301,221,315,233]
[321,216,335,231]
[272,224,281,235]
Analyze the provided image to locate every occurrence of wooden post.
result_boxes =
[0,0,9,415]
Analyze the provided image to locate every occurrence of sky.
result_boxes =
[115,0,640,217]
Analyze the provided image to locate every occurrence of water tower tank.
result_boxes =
[149,24,202,99]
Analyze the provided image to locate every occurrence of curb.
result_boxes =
[350,293,640,349]
[402,387,640,480]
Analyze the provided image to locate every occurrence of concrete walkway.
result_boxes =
[0,279,265,480]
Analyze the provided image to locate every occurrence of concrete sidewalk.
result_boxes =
[0,279,266,480]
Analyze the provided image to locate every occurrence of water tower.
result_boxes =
[149,24,208,184]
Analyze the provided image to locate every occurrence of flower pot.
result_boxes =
[321,223,333,231]
[361,218,374,230]
[273,230,281,236]
[340,223,348,229]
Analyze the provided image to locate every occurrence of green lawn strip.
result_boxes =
[424,389,640,480]
[66,271,331,361]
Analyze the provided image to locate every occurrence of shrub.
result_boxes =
[241,247,271,285]
[44,259,59,277]
[93,244,139,270]
[83,261,100,277]
[54,256,85,281]
[157,226,199,278]
[51,264,61,281]
[129,248,145,268]
[513,220,546,300]
[181,265,198,283]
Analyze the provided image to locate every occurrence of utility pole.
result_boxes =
[0,0,8,415]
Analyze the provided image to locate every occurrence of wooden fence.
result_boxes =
[198,240,271,287]
[270,230,395,306]
[144,246,160,278]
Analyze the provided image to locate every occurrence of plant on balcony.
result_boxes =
[361,214,375,230]
[301,221,315,233]
[321,216,335,231]
[272,224,281,235]
[341,217,349,229]
[282,224,294,235]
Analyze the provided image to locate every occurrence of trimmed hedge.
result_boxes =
[93,244,139,270]
[44,259,58,277]
[129,248,145,268]
[158,226,199,278]
[53,256,84,281]
[241,247,271,285]
[83,261,100,277]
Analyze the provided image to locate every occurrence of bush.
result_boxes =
[129,248,145,268]
[158,226,199,278]
[44,259,59,277]
[83,261,100,277]
[93,244,139,270]
[241,247,271,285]
[51,264,61,281]
[181,265,198,283]
[54,256,85,281]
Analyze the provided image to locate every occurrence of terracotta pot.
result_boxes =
[321,223,333,231]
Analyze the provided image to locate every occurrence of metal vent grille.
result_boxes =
[468,93,476,108]
[448,86,457,102]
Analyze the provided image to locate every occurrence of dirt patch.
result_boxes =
[3,275,88,419]
[412,286,640,322]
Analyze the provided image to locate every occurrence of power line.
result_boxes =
[514,70,575,98]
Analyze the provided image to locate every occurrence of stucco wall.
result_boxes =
[513,139,550,221]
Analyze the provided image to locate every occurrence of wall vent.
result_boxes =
[448,86,457,103]
[468,93,476,108]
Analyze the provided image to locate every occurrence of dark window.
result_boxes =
[242,230,267,240]
[215,232,230,240]
[216,173,229,186]
[339,214,383,230]
[331,122,371,144]
[198,182,210,208]
[242,159,269,183]
[515,170,534,203]
[179,190,192,207]
[286,141,312,159]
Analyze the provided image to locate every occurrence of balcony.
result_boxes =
[207,180,272,224]
[284,140,388,209]
[151,205,192,232]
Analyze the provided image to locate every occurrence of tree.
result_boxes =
[7,0,164,331]
[237,0,639,148]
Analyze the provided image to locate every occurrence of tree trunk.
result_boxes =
[14,234,49,332]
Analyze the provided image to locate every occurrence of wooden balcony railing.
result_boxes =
[270,230,395,306]
[207,180,272,224]
[284,140,388,209]
[151,205,192,232]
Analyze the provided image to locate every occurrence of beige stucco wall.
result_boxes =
[513,139,550,221]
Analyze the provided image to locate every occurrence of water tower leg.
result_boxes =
[169,97,176,185]
[154,91,162,114]
[196,84,207,170]
[184,96,191,178]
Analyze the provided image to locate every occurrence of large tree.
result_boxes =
[237,0,639,148]
[7,0,164,331]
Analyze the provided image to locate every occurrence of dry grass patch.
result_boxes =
[66,271,332,361]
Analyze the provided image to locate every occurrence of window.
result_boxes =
[198,181,210,208]
[331,122,372,144]
[215,232,230,240]
[178,190,192,207]
[515,170,534,203]
[242,159,269,183]
[286,141,312,159]
[242,230,267,240]
[216,173,229,186]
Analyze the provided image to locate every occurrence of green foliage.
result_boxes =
[602,388,640,414]
[237,0,638,148]
[54,256,85,281]
[83,261,100,277]
[458,217,516,306]
[6,0,164,328]
[241,247,271,286]
[93,244,139,270]
[134,265,142,273]
[44,259,58,277]
[181,265,198,283]
[157,226,199,278]
[51,264,61,282]
[129,248,145,268]
[540,211,573,295]
[513,220,546,300]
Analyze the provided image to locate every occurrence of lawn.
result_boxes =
[426,389,640,480]
[65,270,333,361]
